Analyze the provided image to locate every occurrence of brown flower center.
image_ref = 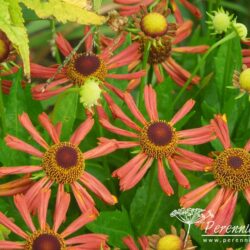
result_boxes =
[147,122,173,146]
[66,53,107,86]
[42,142,84,184]
[213,148,250,191]
[140,120,177,159]
[32,234,61,250]
[140,37,172,64]
[55,146,78,169]
[227,156,243,169]
[75,54,100,76]
[25,229,66,250]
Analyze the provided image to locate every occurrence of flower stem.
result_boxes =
[138,41,151,108]
[173,31,237,107]
[50,19,62,64]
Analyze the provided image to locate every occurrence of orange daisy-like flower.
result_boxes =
[180,115,250,234]
[30,27,145,101]
[148,227,195,250]
[97,85,215,195]
[0,189,109,249]
[122,2,208,90]
[0,112,117,213]
[113,0,202,24]
[121,226,195,250]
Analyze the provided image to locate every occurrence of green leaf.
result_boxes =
[0,0,30,77]
[86,209,134,248]
[5,70,27,137]
[0,69,28,165]
[52,91,79,141]
[130,165,179,235]
[20,0,106,25]
[202,36,242,129]
[93,0,102,13]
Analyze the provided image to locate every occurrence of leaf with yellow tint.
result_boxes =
[62,0,89,9]
[20,0,106,25]
[0,0,30,78]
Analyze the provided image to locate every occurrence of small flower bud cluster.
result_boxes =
[207,7,248,40]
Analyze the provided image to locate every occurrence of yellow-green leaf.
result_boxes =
[0,0,30,78]
[62,0,88,9]
[0,224,11,240]
[21,0,106,25]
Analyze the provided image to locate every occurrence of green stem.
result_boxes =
[0,78,6,135]
[50,19,62,64]
[138,41,151,108]
[173,31,237,107]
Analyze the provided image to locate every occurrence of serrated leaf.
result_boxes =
[62,0,88,8]
[0,0,30,77]
[21,0,106,25]
[86,209,134,248]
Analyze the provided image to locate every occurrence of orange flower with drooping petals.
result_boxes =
[30,27,145,101]
[0,189,109,250]
[118,1,208,90]
[180,115,250,234]
[0,112,118,214]
[97,85,215,195]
